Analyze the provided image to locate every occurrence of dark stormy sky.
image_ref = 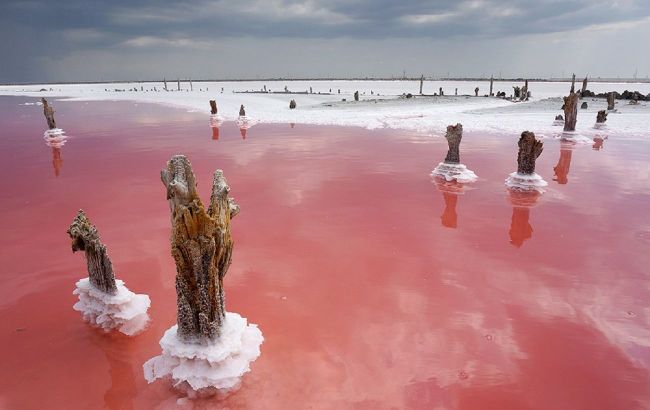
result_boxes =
[1,0,649,83]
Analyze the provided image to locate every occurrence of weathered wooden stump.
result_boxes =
[581,102,588,109]
[209,100,218,115]
[596,110,607,123]
[161,155,240,343]
[520,80,528,101]
[555,114,564,121]
[68,210,117,295]
[41,98,57,129]
[474,87,479,97]
[489,76,494,96]
[607,92,615,110]
[563,92,579,131]
[289,99,296,109]
[439,87,444,96]
[517,131,543,175]
[164,78,168,91]
[239,105,246,116]
[570,73,576,93]
[443,123,463,164]
[419,75,424,95]
[513,86,521,99]
[580,76,588,97]
[354,91,359,101]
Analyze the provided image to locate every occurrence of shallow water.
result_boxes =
[0,97,648,409]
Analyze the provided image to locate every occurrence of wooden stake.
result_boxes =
[41,98,57,129]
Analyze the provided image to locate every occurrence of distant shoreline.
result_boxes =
[2,77,650,86]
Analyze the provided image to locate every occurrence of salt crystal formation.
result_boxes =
[505,131,548,192]
[144,155,263,394]
[68,210,150,335]
[431,123,478,183]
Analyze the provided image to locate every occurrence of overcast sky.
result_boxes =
[1,0,649,83]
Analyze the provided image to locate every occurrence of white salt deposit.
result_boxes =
[504,172,548,193]
[143,312,263,395]
[431,162,478,183]
[73,278,150,336]
[43,129,67,148]
[556,132,594,144]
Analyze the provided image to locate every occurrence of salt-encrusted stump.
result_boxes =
[553,114,564,126]
[563,92,579,132]
[210,100,218,115]
[289,99,297,109]
[239,105,246,117]
[594,110,608,129]
[431,124,478,183]
[505,131,547,192]
[42,98,57,129]
[68,210,150,335]
[144,156,263,395]
[607,92,616,110]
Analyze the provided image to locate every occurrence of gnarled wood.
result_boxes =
[42,98,57,129]
[161,155,240,343]
[443,123,463,164]
[517,131,543,175]
[596,110,607,123]
[68,210,117,295]
[210,100,218,115]
[563,92,579,131]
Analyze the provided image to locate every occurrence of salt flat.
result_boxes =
[1,80,648,137]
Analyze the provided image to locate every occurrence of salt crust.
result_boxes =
[557,132,594,144]
[504,172,548,193]
[143,312,263,394]
[73,278,150,336]
[431,162,478,183]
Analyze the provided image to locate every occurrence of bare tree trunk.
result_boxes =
[443,123,463,164]
[580,76,588,97]
[489,76,494,96]
[67,210,117,295]
[563,92,579,131]
[520,80,528,101]
[517,131,544,174]
[570,73,576,93]
[41,98,57,129]
[190,80,193,91]
[177,79,180,91]
[209,100,218,115]
[596,110,607,123]
[419,75,424,95]
[474,87,479,97]
[164,78,168,91]
[607,92,615,110]
[160,155,240,343]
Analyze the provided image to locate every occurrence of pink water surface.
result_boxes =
[0,97,648,409]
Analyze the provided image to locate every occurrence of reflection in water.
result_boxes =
[51,147,63,176]
[433,178,466,229]
[593,136,606,151]
[553,143,574,185]
[240,127,248,139]
[89,332,136,410]
[508,189,541,247]
[209,115,221,140]
[44,130,67,177]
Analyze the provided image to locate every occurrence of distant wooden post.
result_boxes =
[239,105,246,116]
[520,80,528,101]
[580,76,588,98]
[177,79,180,91]
[607,92,615,110]
[439,87,444,96]
[190,80,193,91]
[41,98,57,129]
[596,110,607,124]
[289,99,296,109]
[474,87,479,97]
[563,92,579,131]
[570,73,576,94]
[455,88,458,96]
[489,76,494,96]
[354,91,359,101]
[164,78,168,91]
[419,75,424,95]
[209,100,218,115]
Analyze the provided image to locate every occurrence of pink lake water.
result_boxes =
[0,97,649,409]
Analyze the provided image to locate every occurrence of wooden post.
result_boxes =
[474,87,479,97]
[177,79,180,91]
[596,110,608,124]
[190,80,193,91]
[439,87,444,96]
[563,92,579,131]
[570,73,576,94]
[164,78,168,91]
[419,75,424,95]
[209,100,218,115]
[160,155,239,342]
[520,80,528,101]
[607,92,615,110]
[489,76,494,96]
[580,76,588,97]
[517,131,543,175]
[289,99,297,109]
[41,98,57,129]
[67,210,118,295]
[354,91,359,101]
[239,105,246,116]
[443,124,463,164]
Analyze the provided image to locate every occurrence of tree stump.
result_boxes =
[209,100,218,115]
[354,91,359,101]
[581,76,588,97]
[607,92,615,110]
[161,155,240,343]
[570,73,576,93]
[517,131,543,175]
[555,115,564,121]
[67,210,117,295]
[439,87,444,96]
[164,78,168,91]
[596,110,607,123]
[289,99,297,109]
[520,80,528,101]
[513,86,520,99]
[474,87,479,97]
[444,123,463,164]
[177,79,181,91]
[563,92,579,131]
[239,105,246,116]
[419,75,424,95]
[489,76,494,96]
[41,98,57,129]
[581,102,588,109]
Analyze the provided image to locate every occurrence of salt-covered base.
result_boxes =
[431,162,478,183]
[143,312,263,396]
[44,129,67,147]
[73,278,150,336]
[552,120,564,126]
[557,132,593,144]
[593,123,607,130]
[505,172,548,193]
[209,114,223,127]
[236,116,257,129]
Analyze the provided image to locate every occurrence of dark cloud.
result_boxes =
[1,0,649,82]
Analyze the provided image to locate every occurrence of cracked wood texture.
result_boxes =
[161,155,240,343]
[67,210,117,295]
[443,123,463,164]
[563,92,579,132]
[517,131,543,175]
[42,98,57,129]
